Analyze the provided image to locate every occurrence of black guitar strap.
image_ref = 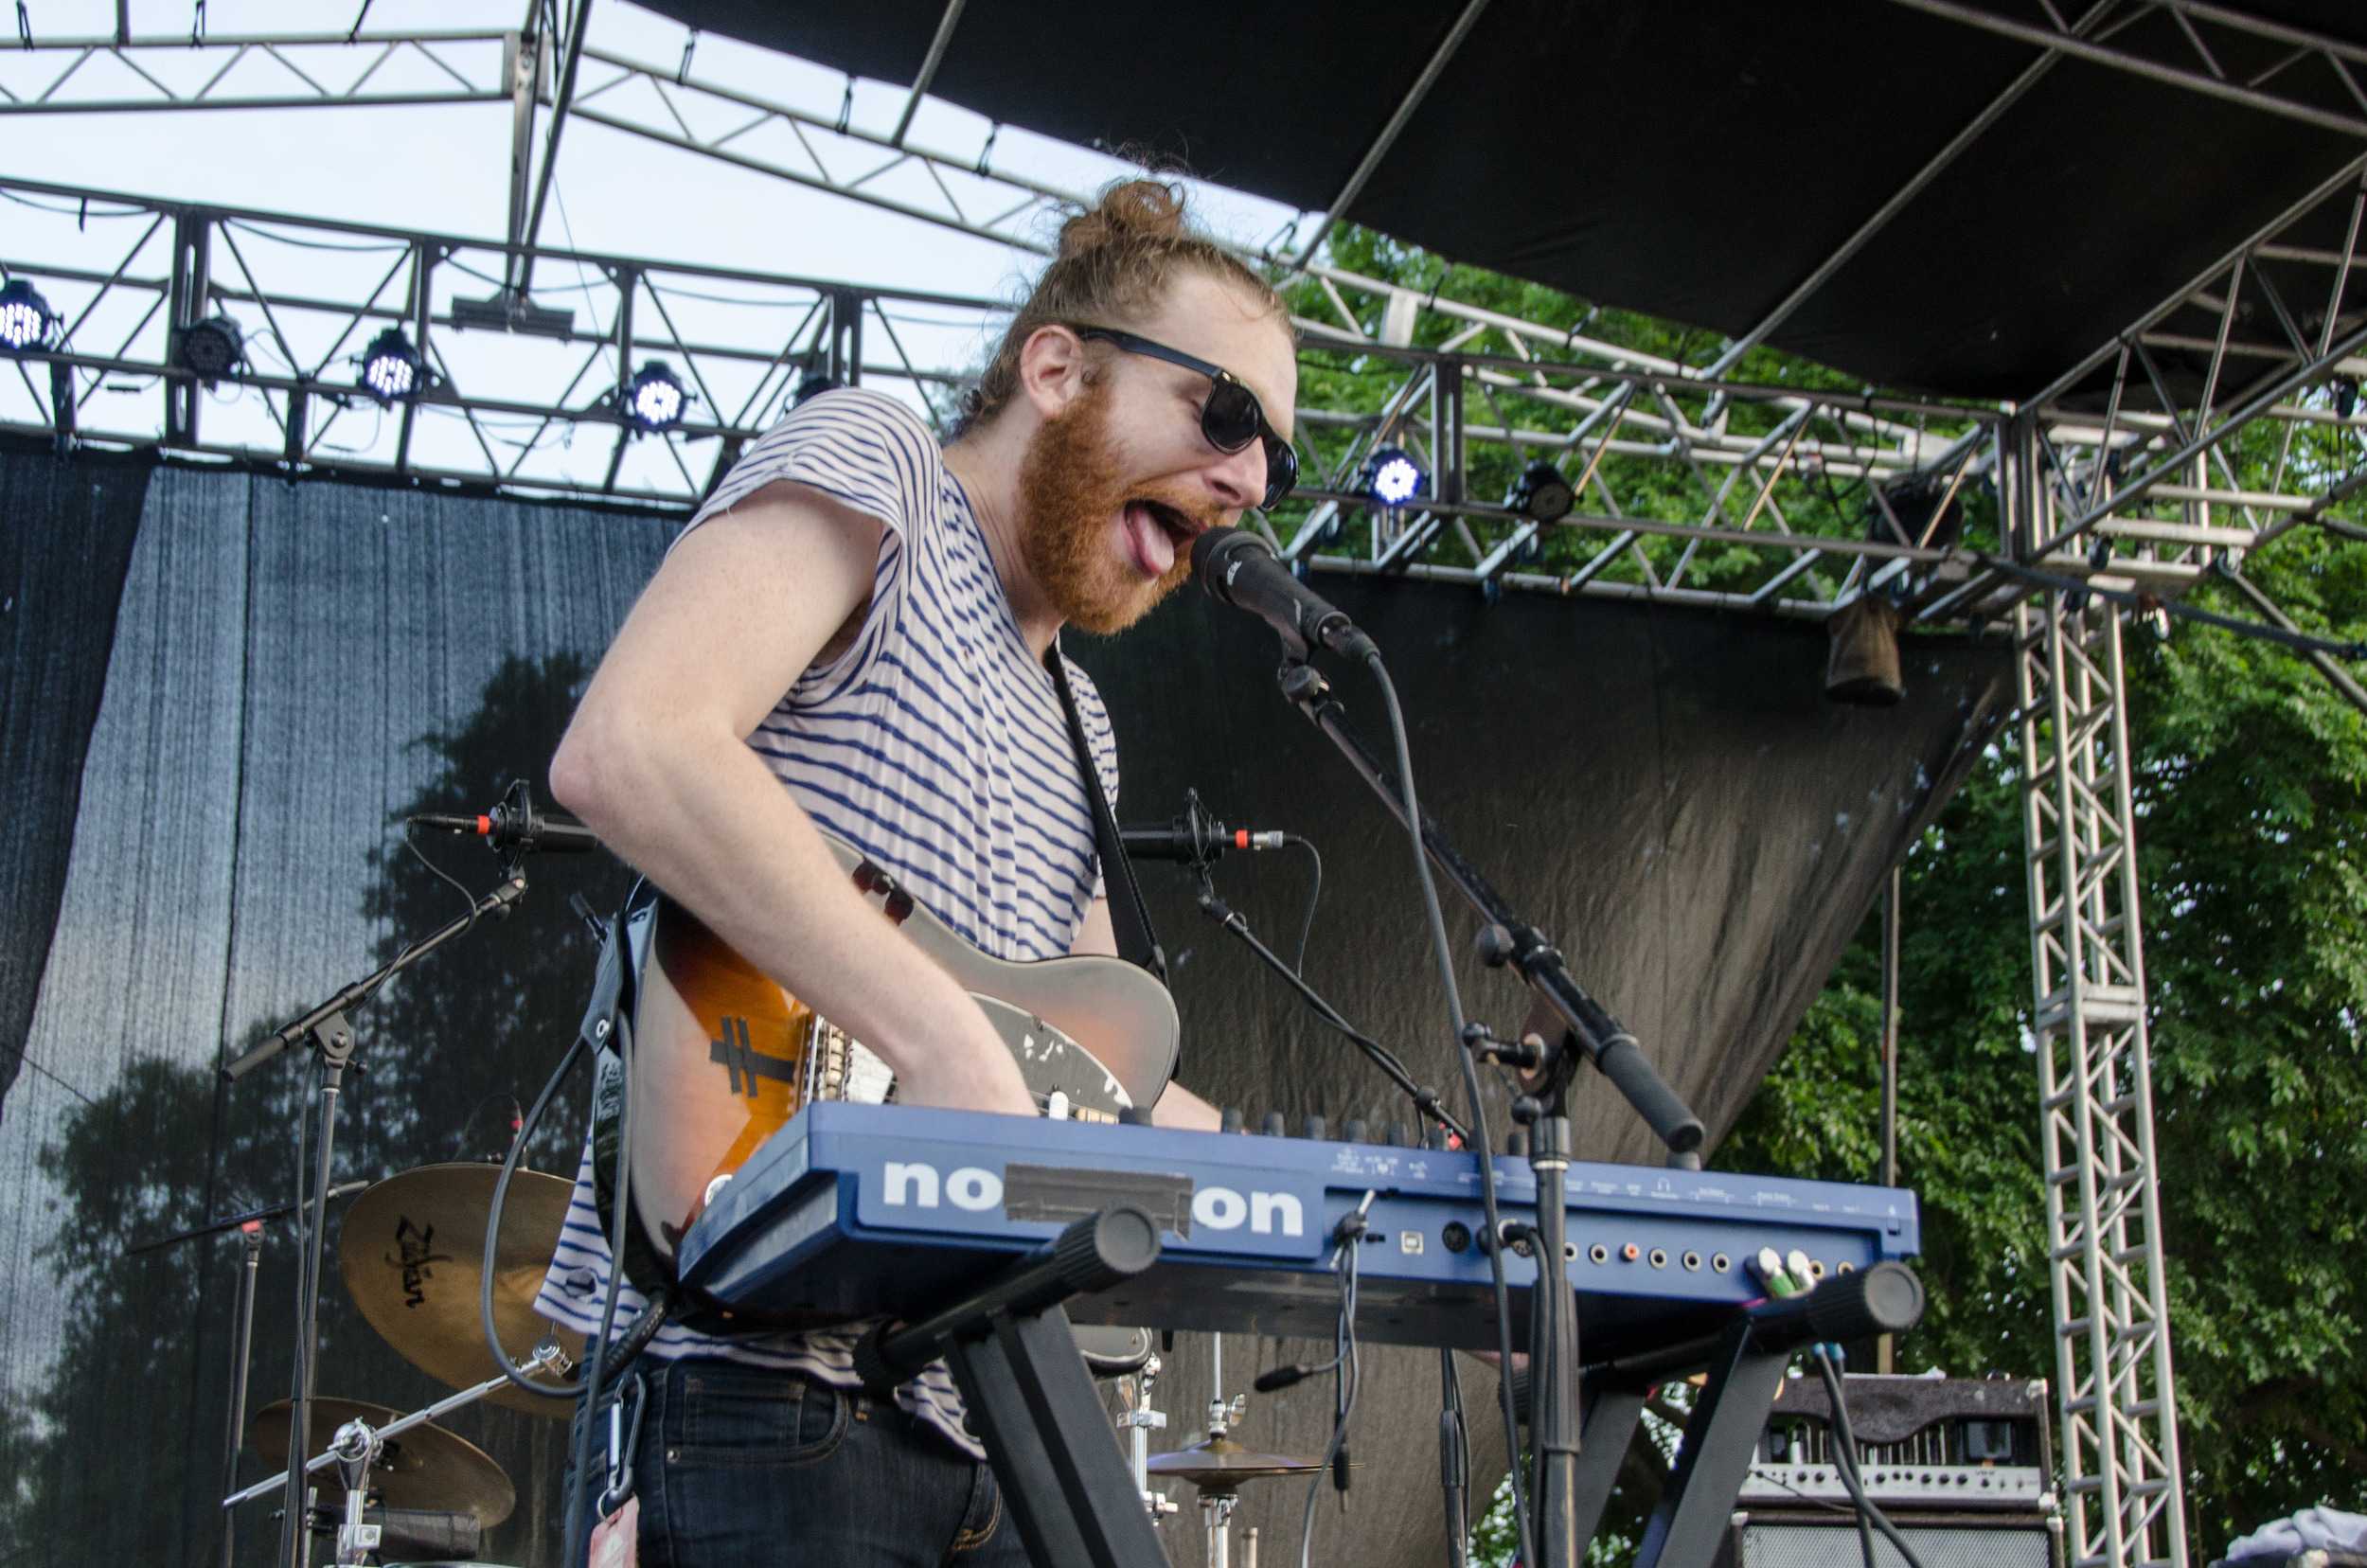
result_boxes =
[1045,647,1168,985]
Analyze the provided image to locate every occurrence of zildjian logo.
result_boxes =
[388,1215,453,1309]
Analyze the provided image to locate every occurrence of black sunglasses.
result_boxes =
[1073,325,1297,509]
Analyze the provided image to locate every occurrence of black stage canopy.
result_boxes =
[644,1,2367,403]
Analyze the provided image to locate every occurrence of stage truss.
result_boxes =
[13,6,2367,1565]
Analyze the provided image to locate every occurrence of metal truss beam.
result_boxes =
[0,29,511,115]
[0,173,2037,624]
[2006,418,2190,1568]
[1882,0,2367,139]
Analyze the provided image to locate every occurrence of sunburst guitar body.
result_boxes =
[628,835,1181,1266]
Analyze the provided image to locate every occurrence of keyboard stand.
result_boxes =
[1567,1262,1929,1568]
[856,1207,1169,1568]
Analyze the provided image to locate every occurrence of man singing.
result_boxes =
[538,177,1299,1565]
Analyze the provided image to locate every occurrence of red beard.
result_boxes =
[1016,383,1202,635]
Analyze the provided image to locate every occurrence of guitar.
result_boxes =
[628,834,1181,1266]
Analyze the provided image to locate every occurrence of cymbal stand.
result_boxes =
[1201,1332,1249,1568]
[328,1418,383,1566]
[221,868,528,1568]
[224,1337,569,1513]
[1201,1488,1241,1568]
[1119,1351,1178,1525]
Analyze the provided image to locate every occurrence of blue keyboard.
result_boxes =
[675,1103,1919,1352]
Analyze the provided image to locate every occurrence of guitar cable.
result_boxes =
[1362,647,1536,1568]
[1297,1199,1369,1568]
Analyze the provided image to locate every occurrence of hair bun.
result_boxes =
[1058,179,1187,258]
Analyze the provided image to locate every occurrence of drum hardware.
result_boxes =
[129,1176,374,1568]
[1117,1351,1178,1525]
[227,1342,564,1530]
[339,1163,583,1417]
[219,814,536,1568]
[1141,1333,1325,1568]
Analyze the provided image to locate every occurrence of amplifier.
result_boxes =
[1740,1373,2055,1513]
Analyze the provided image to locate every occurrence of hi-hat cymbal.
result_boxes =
[1146,1434,1326,1489]
[250,1397,515,1527]
[340,1163,583,1417]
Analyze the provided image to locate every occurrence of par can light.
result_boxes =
[622,360,688,433]
[1364,445,1425,508]
[0,278,62,355]
[360,328,423,405]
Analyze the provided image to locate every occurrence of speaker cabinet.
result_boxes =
[1721,1508,2059,1568]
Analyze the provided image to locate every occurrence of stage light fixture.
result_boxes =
[1510,459,1575,523]
[360,328,423,405]
[1363,445,1425,508]
[0,278,62,355]
[622,360,688,433]
[176,312,244,383]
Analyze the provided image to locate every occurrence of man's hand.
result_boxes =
[888,1014,1039,1116]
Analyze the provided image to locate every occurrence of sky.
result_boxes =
[0,0,1308,498]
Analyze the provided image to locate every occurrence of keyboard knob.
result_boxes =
[1302,1115,1327,1142]
[1261,1112,1288,1139]
[1386,1122,1411,1147]
[1118,1106,1151,1126]
[1342,1118,1368,1144]
[1505,1128,1529,1157]
[1219,1106,1244,1134]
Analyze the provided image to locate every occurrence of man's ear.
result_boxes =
[1016,323,1091,420]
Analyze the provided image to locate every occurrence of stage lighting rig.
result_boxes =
[1362,444,1425,508]
[175,312,244,384]
[0,278,62,355]
[620,360,690,434]
[359,328,425,406]
[1509,458,1575,523]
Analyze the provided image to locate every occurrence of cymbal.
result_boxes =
[340,1162,583,1417]
[1146,1434,1326,1489]
[250,1397,515,1527]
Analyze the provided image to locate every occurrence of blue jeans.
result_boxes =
[627,1360,1034,1568]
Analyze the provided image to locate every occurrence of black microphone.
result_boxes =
[1119,787,1287,863]
[1119,823,1286,861]
[1190,527,1379,660]
[412,802,600,854]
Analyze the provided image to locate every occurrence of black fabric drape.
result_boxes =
[0,441,153,1113]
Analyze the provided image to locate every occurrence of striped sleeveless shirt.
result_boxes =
[533,387,1119,1459]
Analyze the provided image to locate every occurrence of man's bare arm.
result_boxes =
[551,483,1035,1115]
[1069,897,1221,1131]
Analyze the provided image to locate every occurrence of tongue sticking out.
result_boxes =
[1123,503,1177,578]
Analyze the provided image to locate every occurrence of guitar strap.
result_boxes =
[1045,646,1168,986]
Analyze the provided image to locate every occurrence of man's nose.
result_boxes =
[1202,438,1268,512]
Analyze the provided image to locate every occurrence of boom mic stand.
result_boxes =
[1268,653,1707,1568]
[1181,846,1468,1147]
[222,852,529,1568]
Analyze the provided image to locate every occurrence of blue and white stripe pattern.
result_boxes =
[535,388,1117,1459]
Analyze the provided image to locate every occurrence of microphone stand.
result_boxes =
[129,1181,370,1568]
[1268,653,1708,1568]
[222,864,529,1568]
[1186,865,1468,1146]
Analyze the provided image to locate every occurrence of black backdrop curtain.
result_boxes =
[0,442,153,1108]
[0,443,2009,1568]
